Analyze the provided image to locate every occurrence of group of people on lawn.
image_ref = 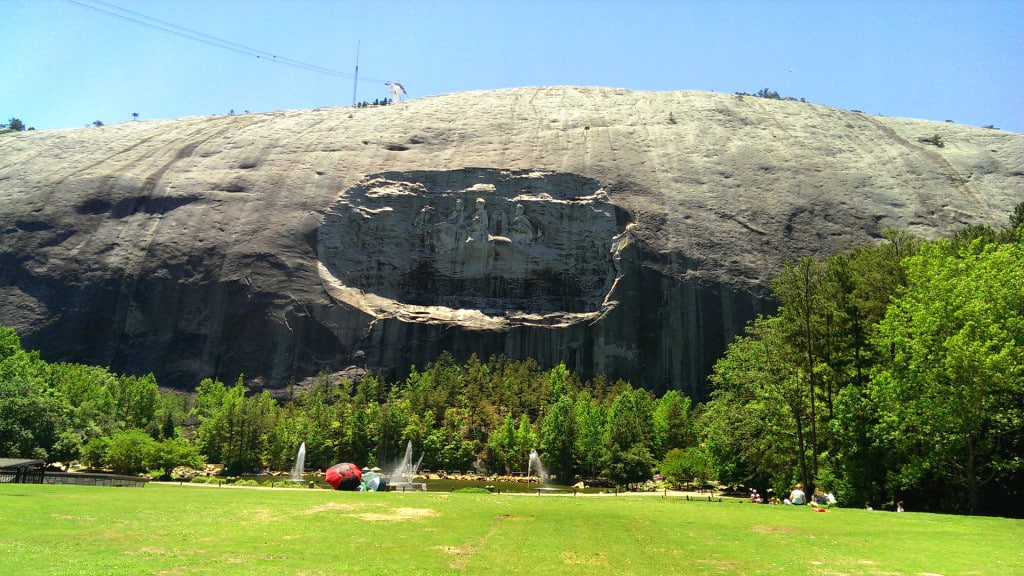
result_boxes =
[750,482,905,511]
[784,483,836,508]
[745,483,835,507]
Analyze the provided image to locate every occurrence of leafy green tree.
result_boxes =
[603,443,655,488]
[602,388,656,486]
[405,353,463,427]
[514,413,538,471]
[539,394,577,480]
[487,413,518,473]
[5,118,25,131]
[700,316,803,492]
[660,447,712,489]
[289,372,353,468]
[348,402,378,466]
[144,437,204,479]
[546,363,578,401]
[104,429,156,474]
[81,436,111,468]
[48,362,117,439]
[772,256,826,487]
[869,239,1024,513]
[605,387,655,452]
[238,390,278,472]
[193,378,231,463]
[821,231,919,506]
[268,404,313,471]
[154,390,188,440]
[110,373,160,433]
[1009,201,1024,233]
[0,343,70,460]
[0,326,21,359]
[194,377,276,473]
[573,392,606,478]
[826,383,885,508]
[461,354,497,443]
[375,396,413,466]
[652,389,693,458]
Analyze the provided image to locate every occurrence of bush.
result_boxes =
[81,437,111,468]
[452,487,491,494]
[105,430,156,475]
[660,447,712,488]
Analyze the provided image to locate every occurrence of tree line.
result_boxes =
[702,205,1023,516]
[1,202,1020,515]
[0,339,694,489]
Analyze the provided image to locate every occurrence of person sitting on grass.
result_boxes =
[785,483,805,505]
[812,487,830,507]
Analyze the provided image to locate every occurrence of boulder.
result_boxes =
[1,87,1020,398]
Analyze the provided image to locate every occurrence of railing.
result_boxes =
[0,466,45,484]
[42,472,149,488]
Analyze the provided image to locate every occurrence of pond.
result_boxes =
[231,474,611,494]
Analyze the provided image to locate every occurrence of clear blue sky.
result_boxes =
[3,0,1022,132]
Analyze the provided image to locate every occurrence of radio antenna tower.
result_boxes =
[351,41,360,105]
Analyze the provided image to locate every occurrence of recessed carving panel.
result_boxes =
[317,169,632,329]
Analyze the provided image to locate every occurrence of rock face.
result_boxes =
[1,87,1021,398]
[319,169,629,329]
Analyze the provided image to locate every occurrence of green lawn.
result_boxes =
[1,483,1021,575]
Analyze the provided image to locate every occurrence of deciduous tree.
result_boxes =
[869,239,1024,513]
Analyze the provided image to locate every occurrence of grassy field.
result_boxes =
[1,483,1021,575]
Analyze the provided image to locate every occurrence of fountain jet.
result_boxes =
[290,442,306,482]
[527,450,548,485]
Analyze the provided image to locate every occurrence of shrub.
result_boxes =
[105,429,156,475]
[660,447,712,488]
[81,437,111,468]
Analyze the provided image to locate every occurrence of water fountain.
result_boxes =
[388,440,424,489]
[527,450,548,485]
[290,442,306,482]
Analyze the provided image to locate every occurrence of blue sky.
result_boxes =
[3,0,1022,132]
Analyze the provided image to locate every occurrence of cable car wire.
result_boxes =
[62,0,389,84]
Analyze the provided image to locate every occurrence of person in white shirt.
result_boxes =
[785,483,805,505]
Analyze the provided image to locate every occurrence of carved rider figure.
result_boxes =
[509,203,540,243]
